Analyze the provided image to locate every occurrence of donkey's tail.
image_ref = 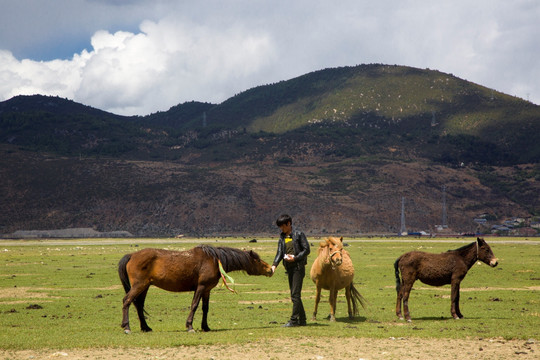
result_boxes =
[394,257,402,293]
[118,254,132,294]
[350,282,368,316]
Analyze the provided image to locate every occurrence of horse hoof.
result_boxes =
[406,319,412,323]
[398,317,404,321]
[124,329,131,334]
[187,329,196,333]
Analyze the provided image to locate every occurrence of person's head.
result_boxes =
[276,214,292,227]
[276,214,292,234]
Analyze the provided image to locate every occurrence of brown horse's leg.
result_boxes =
[312,285,321,321]
[450,281,463,319]
[328,288,337,321]
[121,294,131,333]
[200,290,211,332]
[134,287,152,332]
[122,282,150,333]
[186,285,205,332]
[345,285,353,319]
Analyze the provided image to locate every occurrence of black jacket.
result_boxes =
[272,228,310,267]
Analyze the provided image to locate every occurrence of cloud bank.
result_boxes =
[0,1,538,115]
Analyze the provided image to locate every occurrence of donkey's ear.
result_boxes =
[476,237,485,244]
[340,237,343,242]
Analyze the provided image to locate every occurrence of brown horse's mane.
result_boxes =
[197,244,259,273]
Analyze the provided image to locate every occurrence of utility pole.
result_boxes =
[442,185,447,228]
[400,197,406,235]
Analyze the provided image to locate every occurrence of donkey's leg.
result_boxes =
[396,284,403,320]
[121,282,150,333]
[312,285,322,321]
[401,281,414,322]
[186,285,204,332]
[450,280,463,319]
[345,285,354,319]
[134,287,152,332]
[200,290,211,332]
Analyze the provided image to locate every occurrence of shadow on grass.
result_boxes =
[321,316,368,324]
[404,316,489,321]
[158,321,334,334]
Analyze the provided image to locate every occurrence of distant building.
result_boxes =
[513,227,538,236]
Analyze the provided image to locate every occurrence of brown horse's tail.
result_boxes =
[118,253,149,317]
[118,254,132,294]
[394,257,402,293]
[350,282,367,316]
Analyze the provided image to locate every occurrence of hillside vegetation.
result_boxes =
[1,64,539,236]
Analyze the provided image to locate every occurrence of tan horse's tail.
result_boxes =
[350,282,367,316]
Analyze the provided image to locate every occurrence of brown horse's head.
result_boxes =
[476,237,498,267]
[246,250,273,276]
[320,236,344,268]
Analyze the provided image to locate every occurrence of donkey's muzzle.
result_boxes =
[489,259,498,267]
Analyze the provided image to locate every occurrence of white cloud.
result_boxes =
[0,49,87,100]
[0,18,277,115]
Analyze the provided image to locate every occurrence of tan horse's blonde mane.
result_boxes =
[317,237,343,265]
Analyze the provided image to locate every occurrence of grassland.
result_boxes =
[0,237,538,352]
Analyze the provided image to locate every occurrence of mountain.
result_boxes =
[1,64,539,237]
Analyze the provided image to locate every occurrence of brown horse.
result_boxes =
[310,237,366,321]
[394,237,498,322]
[118,244,272,333]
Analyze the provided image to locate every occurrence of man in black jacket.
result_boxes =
[271,214,310,327]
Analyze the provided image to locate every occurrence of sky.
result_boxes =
[0,0,539,116]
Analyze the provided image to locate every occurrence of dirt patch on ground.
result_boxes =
[0,287,60,304]
[1,337,537,360]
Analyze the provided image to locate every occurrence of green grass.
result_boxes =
[0,238,538,350]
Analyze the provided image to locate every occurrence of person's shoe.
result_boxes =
[298,321,307,326]
[282,321,299,327]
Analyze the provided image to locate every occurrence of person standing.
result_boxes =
[271,214,310,327]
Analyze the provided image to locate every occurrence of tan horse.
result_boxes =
[310,236,366,321]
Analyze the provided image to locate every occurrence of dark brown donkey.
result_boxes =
[118,245,273,333]
[394,237,498,321]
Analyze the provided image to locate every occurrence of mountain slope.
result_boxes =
[0,64,539,236]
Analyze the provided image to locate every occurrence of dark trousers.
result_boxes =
[286,263,306,323]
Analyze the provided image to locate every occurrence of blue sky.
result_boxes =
[1,0,539,116]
